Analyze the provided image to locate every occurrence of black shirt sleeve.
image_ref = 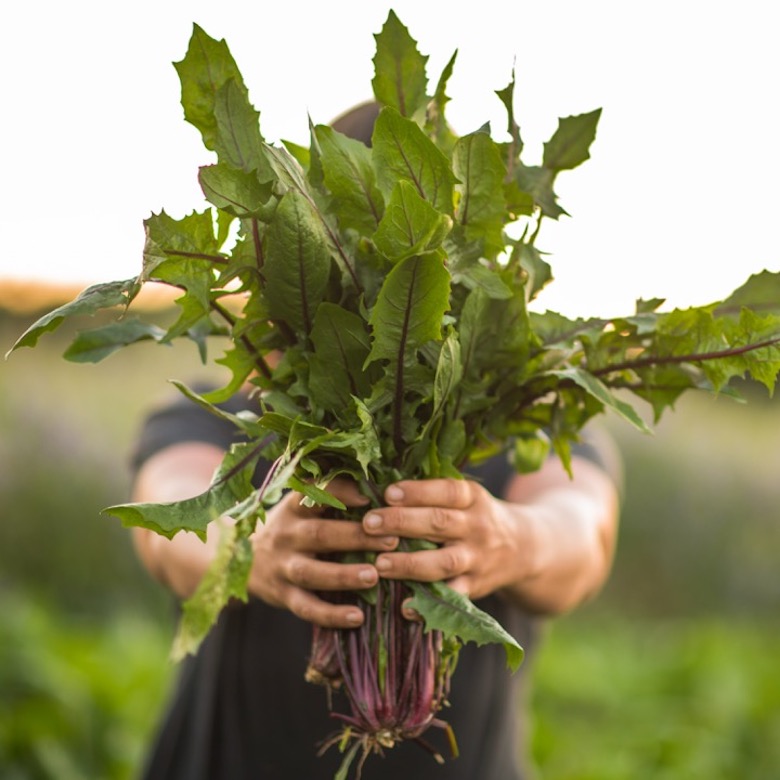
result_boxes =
[130,390,250,475]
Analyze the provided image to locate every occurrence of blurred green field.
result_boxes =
[1,305,779,779]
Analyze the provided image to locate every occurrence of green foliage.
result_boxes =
[0,594,172,780]
[7,12,780,670]
[531,613,780,779]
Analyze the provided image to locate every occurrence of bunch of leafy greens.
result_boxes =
[9,5,780,719]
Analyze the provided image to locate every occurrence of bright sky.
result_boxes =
[1,0,778,318]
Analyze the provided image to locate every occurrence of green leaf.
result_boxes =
[367,254,451,365]
[515,243,553,301]
[103,441,262,539]
[308,303,374,410]
[263,143,362,292]
[63,319,166,363]
[717,270,780,313]
[372,180,452,262]
[170,381,267,437]
[6,279,141,355]
[212,79,271,176]
[314,124,384,234]
[495,69,523,158]
[142,209,223,279]
[264,190,333,334]
[287,476,347,510]
[372,10,429,119]
[372,107,456,214]
[174,25,252,152]
[548,367,651,432]
[514,164,567,219]
[543,108,602,172]
[512,431,551,474]
[198,163,273,217]
[204,341,266,404]
[452,130,507,257]
[452,263,513,300]
[171,515,255,660]
[406,581,524,672]
[426,49,458,152]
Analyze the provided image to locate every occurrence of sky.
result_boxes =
[1,0,778,318]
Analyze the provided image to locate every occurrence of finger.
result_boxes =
[363,506,467,542]
[285,556,379,592]
[326,478,372,507]
[375,545,472,583]
[385,478,475,510]
[293,518,398,553]
[401,598,423,622]
[446,575,471,598]
[285,588,365,629]
[285,479,371,519]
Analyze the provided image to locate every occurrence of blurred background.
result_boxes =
[2,287,779,779]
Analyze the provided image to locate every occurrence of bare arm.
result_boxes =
[361,454,620,615]
[132,440,620,626]
[131,441,398,628]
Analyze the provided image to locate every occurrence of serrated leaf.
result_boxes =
[174,25,251,152]
[103,441,263,539]
[495,69,523,159]
[171,515,255,660]
[452,264,513,300]
[549,367,651,432]
[514,164,567,220]
[372,107,456,214]
[515,243,553,301]
[406,581,524,672]
[372,180,452,262]
[432,332,462,415]
[213,79,271,176]
[372,10,429,119]
[453,130,507,258]
[308,303,374,410]
[314,124,384,234]
[264,189,332,334]
[63,319,166,363]
[263,143,362,292]
[717,270,780,313]
[426,49,458,152]
[198,163,273,217]
[367,254,451,364]
[543,109,602,172]
[6,278,140,355]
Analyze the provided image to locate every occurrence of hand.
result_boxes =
[247,479,399,628]
[360,478,531,601]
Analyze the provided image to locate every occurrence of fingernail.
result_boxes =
[385,485,404,502]
[358,568,376,584]
[346,610,363,625]
[380,536,398,548]
[375,556,391,573]
[364,513,382,530]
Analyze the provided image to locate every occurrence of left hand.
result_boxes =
[361,478,534,600]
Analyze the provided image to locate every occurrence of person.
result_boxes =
[128,105,623,780]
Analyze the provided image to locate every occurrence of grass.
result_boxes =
[530,610,780,780]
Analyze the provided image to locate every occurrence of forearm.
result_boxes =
[498,457,619,614]
[131,442,228,599]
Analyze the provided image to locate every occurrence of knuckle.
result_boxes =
[439,547,464,578]
[286,556,309,586]
[430,506,450,534]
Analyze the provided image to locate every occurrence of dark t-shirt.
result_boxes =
[132,392,608,780]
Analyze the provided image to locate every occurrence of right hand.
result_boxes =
[247,480,399,628]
